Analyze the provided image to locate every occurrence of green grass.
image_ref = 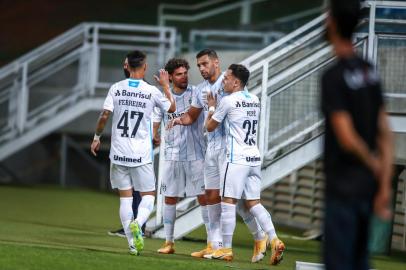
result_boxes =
[0,186,405,270]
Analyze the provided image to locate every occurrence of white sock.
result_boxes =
[221,202,236,249]
[163,203,176,243]
[249,204,277,240]
[200,205,211,244]
[119,197,134,247]
[236,200,265,241]
[208,203,222,250]
[135,195,155,227]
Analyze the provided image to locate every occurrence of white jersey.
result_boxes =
[153,85,206,161]
[103,79,171,167]
[212,90,261,166]
[191,73,227,153]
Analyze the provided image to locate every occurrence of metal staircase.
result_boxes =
[150,1,406,239]
[0,23,176,161]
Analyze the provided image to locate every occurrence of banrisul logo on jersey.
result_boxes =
[128,80,140,88]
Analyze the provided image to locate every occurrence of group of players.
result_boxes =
[90,48,285,265]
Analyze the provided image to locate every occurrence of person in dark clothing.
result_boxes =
[321,1,393,269]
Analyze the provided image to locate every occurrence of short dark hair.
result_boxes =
[196,49,218,59]
[330,0,360,40]
[164,58,190,75]
[228,64,250,87]
[126,50,146,69]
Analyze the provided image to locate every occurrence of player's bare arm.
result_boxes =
[90,109,111,156]
[205,91,219,132]
[152,122,161,146]
[167,106,203,129]
[330,111,381,176]
[374,108,394,220]
[154,69,176,113]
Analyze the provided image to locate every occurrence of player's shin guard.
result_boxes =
[208,203,222,250]
[220,202,236,248]
[119,197,134,247]
[236,200,265,241]
[135,195,155,227]
[249,203,277,240]
[163,203,176,243]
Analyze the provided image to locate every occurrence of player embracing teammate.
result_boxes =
[169,50,285,265]
[92,49,285,265]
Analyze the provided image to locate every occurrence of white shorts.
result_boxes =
[160,160,205,197]
[221,162,261,200]
[110,163,156,192]
[204,149,226,190]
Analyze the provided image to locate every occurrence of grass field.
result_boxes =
[0,186,405,270]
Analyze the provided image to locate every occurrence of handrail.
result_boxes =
[159,0,228,11]
[0,23,176,82]
[244,1,406,163]
[158,0,266,26]
[0,22,176,151]
[0,24,86,81]
[188,29,285,51]
[241,13,327,67]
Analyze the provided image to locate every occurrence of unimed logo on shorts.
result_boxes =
[113,155,142,163]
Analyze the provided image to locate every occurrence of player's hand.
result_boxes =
[90,140,100,156]
[154,69,170,89]
[207,91,217,108]
[153,135,161,146]
[373,183,392,220]
[167,118,182,129]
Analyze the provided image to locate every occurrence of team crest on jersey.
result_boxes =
[188,97,192,105]
[161,184,167,192]
[218,87,225,96]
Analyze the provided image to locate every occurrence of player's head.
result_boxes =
[196,49,219,80]
[326,0,360,42]
[123,50,147,78]
[164,58,190,90]
[223,64,250,93]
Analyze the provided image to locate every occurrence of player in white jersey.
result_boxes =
[90,51,176,255]
[205,64,285,264]
[151,58,207,254]
[169,50,268,262]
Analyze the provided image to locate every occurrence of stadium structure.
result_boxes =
[0,0,405,265]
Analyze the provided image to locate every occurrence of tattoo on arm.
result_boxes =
[95,110,111,135]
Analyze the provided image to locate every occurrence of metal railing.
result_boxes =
[242,1,406,166]
[158,0,266,26]
[0,22,176,160]
[159,0,327,53]
[150,1,406,235]
[188,29,285,52]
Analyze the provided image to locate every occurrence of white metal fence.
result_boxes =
[0,23,176,160]
[150,0,406,237]
[158,0,266,26]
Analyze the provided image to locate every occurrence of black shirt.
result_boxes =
[321,55,383,200]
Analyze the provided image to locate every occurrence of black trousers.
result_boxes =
[323,196,373,270]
